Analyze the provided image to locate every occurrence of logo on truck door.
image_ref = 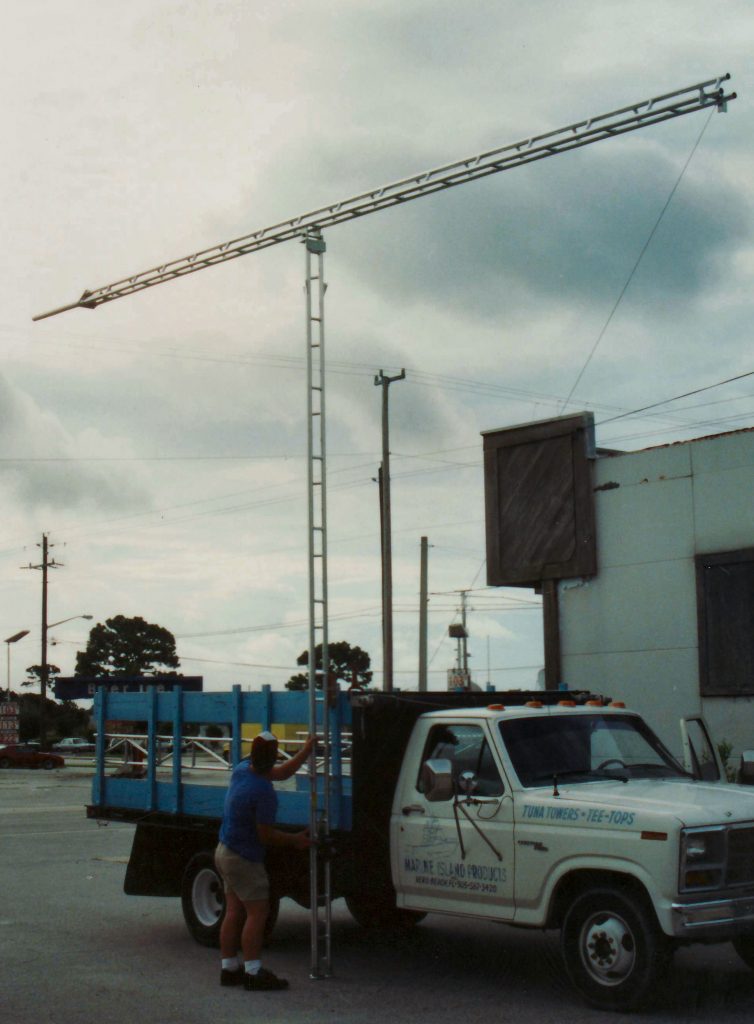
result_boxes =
[404,818,507,893]
[522,803,636,826]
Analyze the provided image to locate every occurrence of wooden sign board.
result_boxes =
[482,412,597,587]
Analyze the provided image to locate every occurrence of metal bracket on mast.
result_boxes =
[304,228,332,979]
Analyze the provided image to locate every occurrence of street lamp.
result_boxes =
[48,615,94,630]
[5,630,30,700]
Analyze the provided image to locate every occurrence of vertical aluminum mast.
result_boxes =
[304,230,332,978]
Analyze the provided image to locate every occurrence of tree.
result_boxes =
[23,664,61,690]
[286,641,372,692]
[75,615,180,678]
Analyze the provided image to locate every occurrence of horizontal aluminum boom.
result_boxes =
[33,75,735,321]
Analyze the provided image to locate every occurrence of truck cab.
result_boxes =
[391,700,754,1010]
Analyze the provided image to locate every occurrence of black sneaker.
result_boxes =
[244,967,289,991]
[220,967,245,987]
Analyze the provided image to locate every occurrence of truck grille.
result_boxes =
[726,826,754,887]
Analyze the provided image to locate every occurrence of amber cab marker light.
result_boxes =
[611,701,626,708]
[525,701,544,708]
[487,704,505,711]
[558,700,577,707]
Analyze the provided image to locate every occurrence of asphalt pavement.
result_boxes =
[2,767,754,1024]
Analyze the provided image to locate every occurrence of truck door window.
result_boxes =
[418,724,504,797]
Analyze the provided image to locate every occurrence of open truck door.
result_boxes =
[680,716,725,782]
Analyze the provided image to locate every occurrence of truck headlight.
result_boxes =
[680,827,726,891]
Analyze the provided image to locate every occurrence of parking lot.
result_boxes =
[2,767,754,1024]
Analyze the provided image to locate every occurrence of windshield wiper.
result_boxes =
[627,762,692,779]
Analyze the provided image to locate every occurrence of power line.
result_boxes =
[596,369,754,427]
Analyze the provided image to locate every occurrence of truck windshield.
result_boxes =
[499,713,688,788]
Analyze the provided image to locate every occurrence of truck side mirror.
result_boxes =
[738,750,754,785]
[421,758,454,802]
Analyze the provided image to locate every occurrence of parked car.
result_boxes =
[53,737,95,755]
[0,743,64,770]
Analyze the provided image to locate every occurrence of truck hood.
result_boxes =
[536,779,754,828]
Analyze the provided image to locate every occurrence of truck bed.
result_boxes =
[88,684,352,829]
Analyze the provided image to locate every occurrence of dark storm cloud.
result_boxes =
[328,139,749,321]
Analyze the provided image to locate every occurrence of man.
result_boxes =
[215,730,314,991]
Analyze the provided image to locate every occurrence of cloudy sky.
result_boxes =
[2,2,752,696]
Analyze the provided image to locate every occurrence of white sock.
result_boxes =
[222,957,239,971]
[245,959,262,976]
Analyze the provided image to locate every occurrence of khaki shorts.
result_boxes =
[215,842,270,902]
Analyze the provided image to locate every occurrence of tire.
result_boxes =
[42,759,56,770]
[560,886,671,1011]
[0,758,11,769]
[346,892,426,931]
[180,852,281,948]
[181,852,225,947]
[732,934,754,971]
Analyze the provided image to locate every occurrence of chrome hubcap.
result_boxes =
[192,868,224,927]
[580,912,636,985]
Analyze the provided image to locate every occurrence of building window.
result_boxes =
[696,548,754,697]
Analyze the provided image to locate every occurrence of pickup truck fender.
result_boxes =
[521,855,673,936]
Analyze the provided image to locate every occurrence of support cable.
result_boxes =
[559,110,715,412]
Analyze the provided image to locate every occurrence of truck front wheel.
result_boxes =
[561,886,671,1011]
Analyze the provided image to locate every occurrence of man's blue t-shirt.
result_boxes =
[219,759,277,863]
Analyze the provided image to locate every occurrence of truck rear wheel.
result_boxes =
[182,852,225,947]
[346,892,426,931]
[561,886,671,1011]
[732,935,754,970]
[180,852,281,947]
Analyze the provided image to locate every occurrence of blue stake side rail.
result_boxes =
[92,684,353,829]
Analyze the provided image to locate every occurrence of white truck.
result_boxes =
[89,687,754,1011]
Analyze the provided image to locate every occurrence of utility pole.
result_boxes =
[418,537,429,692]
[460,589,470,680]
[374,369,405,693]
[448,590,472,689]
[22,534,62,747]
